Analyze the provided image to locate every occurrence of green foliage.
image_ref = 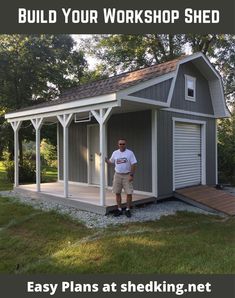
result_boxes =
[0,161,57,189]
[40,139,57,168]
[0,161,12,191]
[218,106,235,185]
[2,151,36,184]
[83,34,185,74]
[185,34,235,105]
[0,34,87,159]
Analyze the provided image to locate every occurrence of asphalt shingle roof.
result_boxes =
[8,57,182,113]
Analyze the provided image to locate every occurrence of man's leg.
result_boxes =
[113,173,123,216]
[126,194,132,209]
[116,193,122,209]
[113,193,123,216]
[123,176,133,217]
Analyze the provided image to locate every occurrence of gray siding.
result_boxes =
[59,122,88,183]
[171,62,214,114]
[107,110,152,192]
[130,79,172,102]
[58,108,216,197]
[157,110,216,197]
[59,111,152,192]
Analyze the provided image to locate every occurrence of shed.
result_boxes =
[5,52,230,214]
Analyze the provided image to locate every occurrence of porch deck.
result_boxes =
[15,182,155,215]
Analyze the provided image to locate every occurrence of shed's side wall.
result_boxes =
[157,110,216,198]
[107,110,152,192]
[171,62,214,115]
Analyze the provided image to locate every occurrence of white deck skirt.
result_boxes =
[174,122,201,189]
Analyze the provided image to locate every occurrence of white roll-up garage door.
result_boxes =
[174,122,201,189]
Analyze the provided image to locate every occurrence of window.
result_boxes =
[185,75,196,101]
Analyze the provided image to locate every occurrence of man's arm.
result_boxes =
[129,163,137,181]
[105,157,114,165]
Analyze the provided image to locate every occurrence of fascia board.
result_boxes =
[5,93,117,120]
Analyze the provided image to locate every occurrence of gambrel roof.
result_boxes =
[5,52,230,120]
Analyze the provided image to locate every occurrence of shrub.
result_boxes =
[3,151,36,184]
[40,139,57,168]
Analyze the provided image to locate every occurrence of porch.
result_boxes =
[6,99,159,211]
[15,182,155,215]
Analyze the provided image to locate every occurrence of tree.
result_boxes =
[83,34,235,105]
[185,34,235,106]
[83,34,185,74]
[0,34,87,160]
[217,104,235,184]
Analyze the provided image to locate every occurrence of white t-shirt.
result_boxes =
[109,149,137,173]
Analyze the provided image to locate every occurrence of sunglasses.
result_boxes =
[119,143,126,145]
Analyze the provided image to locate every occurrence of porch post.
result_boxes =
[57,122,60,182]
[57,114,73,198]
[100,109,106,206]
[10,121,22,187]
[91,107,112,206]
[31,118,43,192]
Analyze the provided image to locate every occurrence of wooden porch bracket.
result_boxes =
[31,118,44,192]
[10,120,22,187]
[91,108,113,206]
[57,114,74,198]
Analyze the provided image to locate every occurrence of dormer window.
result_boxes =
[185,75,196,101]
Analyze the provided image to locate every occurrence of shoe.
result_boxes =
[125,209,131,218]
[114,209,123,217]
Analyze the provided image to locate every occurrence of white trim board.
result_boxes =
[151,109,158,197]
[57,123,60,181]
[162,107,216,118]
[121,95,169,107]
[5,94,117,120]
[6,101,119,123]
[172,117,206,191]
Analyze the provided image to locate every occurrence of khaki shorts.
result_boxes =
[112,172,134,195]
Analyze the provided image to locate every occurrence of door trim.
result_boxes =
[172,117,206,191]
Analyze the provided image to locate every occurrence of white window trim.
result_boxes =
[185,74,196,102]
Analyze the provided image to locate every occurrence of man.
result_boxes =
[106,139,137,217]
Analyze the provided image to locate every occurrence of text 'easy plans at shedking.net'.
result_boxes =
[17,8,220,24]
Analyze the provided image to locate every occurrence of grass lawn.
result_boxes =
[0,196,234,274]
[42,166,58,183]
[0,162,234,274]
[0,162,12,191]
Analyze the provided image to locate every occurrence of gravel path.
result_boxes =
[0,190,218,228]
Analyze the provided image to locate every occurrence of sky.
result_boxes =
[71,34,100,69]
